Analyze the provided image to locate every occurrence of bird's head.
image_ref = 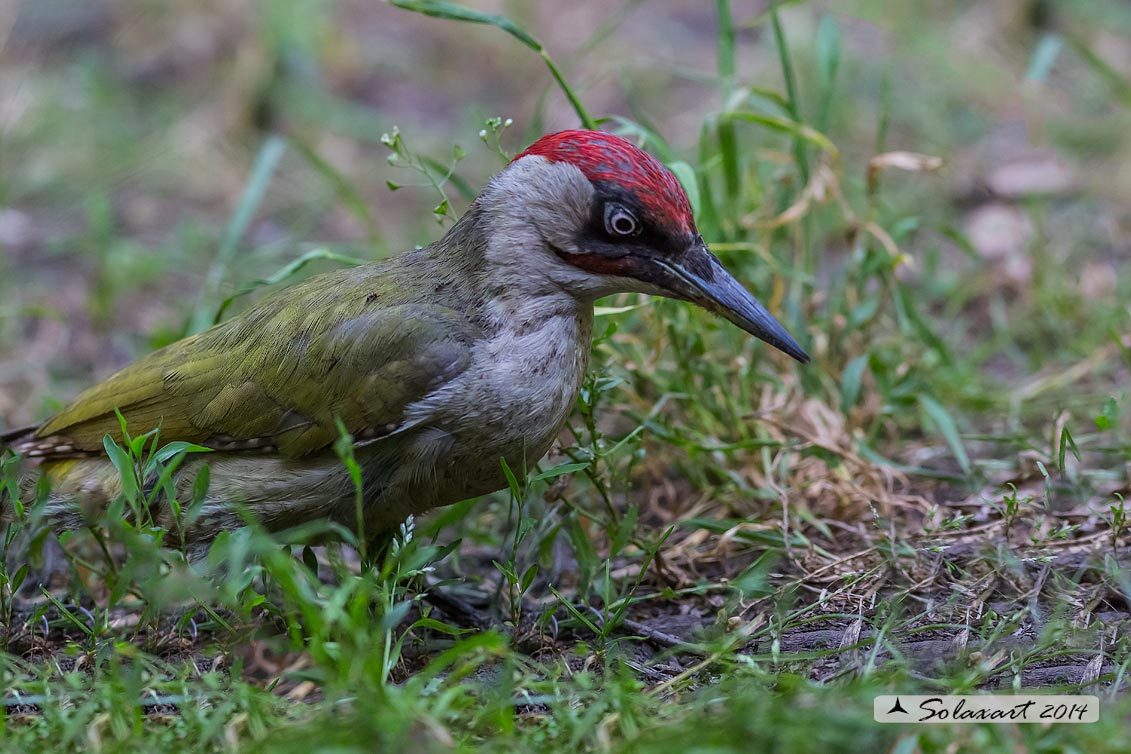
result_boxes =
[475,129,808,363]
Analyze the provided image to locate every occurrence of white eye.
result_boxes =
[604,204,641,237]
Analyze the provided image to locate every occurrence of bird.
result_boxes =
[1,129,808,558]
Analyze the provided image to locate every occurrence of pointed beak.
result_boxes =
[656,244,809,363]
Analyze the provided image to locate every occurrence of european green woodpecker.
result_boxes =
[2,130,807,556]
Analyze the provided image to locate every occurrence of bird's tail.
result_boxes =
[1,424,38,451]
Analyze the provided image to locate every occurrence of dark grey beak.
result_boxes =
[657,244,809,363]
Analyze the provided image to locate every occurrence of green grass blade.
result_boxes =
[840,355,869,414]
[190,135,287,334]
[390,0,540,49]
[667,161,701,218]
[212,247,365,322]
[391,0,595,128]
[814,14,841,133]
[103,435,140,501]
[1066,33,1131,108]
[740,85,793,115]
[289,136,383,240]
[723,111,839,159]
[769,6,809,184]
[715,0,740,201]
[918,395,971,476]
[604,116,675,161]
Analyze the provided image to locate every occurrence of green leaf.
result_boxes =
[390,0,594,129]
[846,295,880,331]
[611,504,638,556]
[391,0,541,50]
[40,589,94,636]
[548,585,601,634]
[722,111,839,159]
[103,435,139,500]
[520,563,539,592]
[1058,425,1080,472]
[1095,396,1119,431]
[113,408,133,445]
[667,161,701,218]
[492,558,518,582]
[815,15,841,91]
[769,5,810,184]
[499,457,522,499]
[128,430,152,460]
[531,461,589,481]
[604,116,675,161]
[33,474,50,508]
[738,85,792,115]
[376,600,413,633]
[1036,460,1052,509]
[895,284,952,363]
[918,395,971,476]
[594,300,651,317]
[409,617,472,636]
[839,355,869,414]
[10,564,28,594]
[152,441,213,464]
[814,14,841,132]
[730,550,779,598]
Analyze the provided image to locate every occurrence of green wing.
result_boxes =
[34,298,479,459]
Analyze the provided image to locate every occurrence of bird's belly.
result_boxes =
[396,377,579,510]
[393,311,592,515]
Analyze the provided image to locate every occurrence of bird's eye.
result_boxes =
[604,204,641,238]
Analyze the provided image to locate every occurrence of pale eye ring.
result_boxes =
[604,204,641,237]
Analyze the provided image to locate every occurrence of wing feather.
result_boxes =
[26,284,479,459]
